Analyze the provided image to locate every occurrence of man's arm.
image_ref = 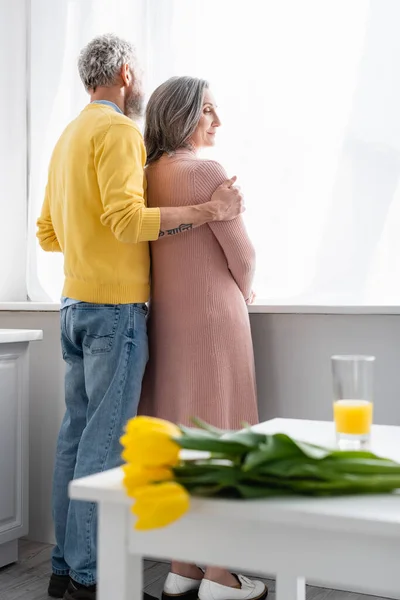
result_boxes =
[157,177,243,238]
[97,123,161,243]
[97,123,244,244]
[36,185,62,252]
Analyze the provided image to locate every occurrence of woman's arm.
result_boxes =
[193,161,256,302]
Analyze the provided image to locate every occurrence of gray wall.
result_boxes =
[0,310,399,543]
[251,313,400,426]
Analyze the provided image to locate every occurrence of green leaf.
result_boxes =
[177,472,231,485]
[235,483,295,498]
[292,439,333,460]
[243,434,304,470]
[288,474,400,495]
[221,429,267,448]
[254,458,337,480]
[177,425,265,454]
[177,437,247,455]
[177,429,252,455]
[172,420,400,499]
[174,463,233,476]
[321,457,400,474]
[242,433,382,472]
[184,483,231,497]
[189,418,225,435]
[174,464,239,487]
[326,450,384,460]
[178,426,220,440]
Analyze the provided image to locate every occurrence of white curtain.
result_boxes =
[0,0,28,301]
[27,0,148,300]
[28,0,400,304]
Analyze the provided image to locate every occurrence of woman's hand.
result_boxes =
[246,290,256,305]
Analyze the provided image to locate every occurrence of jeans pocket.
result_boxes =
[74,304,121,355]
[132,304,148,345]
[60,309,69,360]
[135,303,148,317]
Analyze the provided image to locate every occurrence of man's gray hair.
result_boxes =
[78,33,137,92]
[144,76,209,164]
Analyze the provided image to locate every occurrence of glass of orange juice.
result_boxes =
[331,355,375,450]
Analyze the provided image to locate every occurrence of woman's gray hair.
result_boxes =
[144,76,209,164]
[78,33,137,92]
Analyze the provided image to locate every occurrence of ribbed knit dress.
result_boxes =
[138,148,259,429]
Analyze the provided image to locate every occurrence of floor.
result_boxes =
[0,540,387,600]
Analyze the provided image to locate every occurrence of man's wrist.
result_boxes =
[194,201,216,225]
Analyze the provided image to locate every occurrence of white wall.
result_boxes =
[0,311,399,543]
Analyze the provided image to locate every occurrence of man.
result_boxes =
[37,34,244,600]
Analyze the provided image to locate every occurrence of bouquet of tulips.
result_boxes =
[121,416,400,530]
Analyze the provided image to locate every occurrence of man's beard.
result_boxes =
[125,85,144,120]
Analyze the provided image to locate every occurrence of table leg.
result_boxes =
[98,502,142,600]
[275,574,306,600]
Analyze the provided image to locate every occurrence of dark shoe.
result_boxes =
[63,578,158,600]
[48,573,70,598]
[63,580,96,600]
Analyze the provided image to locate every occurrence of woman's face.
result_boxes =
[189,89,221,149]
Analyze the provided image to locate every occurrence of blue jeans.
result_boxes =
[51,302,148,585]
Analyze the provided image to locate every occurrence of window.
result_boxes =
[27,0,400,304]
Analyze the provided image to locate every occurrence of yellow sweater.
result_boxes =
[36,103,161,304]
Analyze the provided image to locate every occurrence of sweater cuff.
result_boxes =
[138,208,161,242]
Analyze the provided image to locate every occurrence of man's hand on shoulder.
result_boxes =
[209,176,245,222]
[157,170,245,237]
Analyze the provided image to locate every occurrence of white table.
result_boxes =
[70,419,400,600]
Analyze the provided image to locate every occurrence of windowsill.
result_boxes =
[248,303,400,315]
[1,300,400,315]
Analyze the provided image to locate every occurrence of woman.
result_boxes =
[139,77,266,600]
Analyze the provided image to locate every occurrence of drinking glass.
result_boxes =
[331,355,375,450]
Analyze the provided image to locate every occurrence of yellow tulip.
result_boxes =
[131,482,190,530]
[125,416,181,439]
[123,464,173,494]
[121,416,181,468]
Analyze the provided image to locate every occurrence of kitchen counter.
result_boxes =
[0,329,43,567]
[0,329,43,343]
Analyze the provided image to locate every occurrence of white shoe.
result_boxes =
[162,572,203,599]
[198,575,268,600]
